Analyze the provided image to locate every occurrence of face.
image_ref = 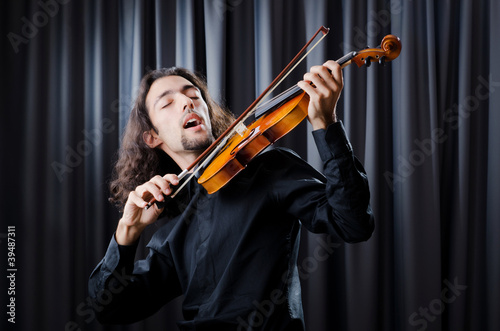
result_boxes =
[145,75,214,160]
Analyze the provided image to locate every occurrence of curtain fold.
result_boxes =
[1,0,498,330]
[487,3,500,331]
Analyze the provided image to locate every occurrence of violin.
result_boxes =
[198,33,401,193]
[153,27,402,204]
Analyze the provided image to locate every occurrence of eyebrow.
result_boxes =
[152,84,200,109]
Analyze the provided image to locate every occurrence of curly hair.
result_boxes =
[109,67,235,209]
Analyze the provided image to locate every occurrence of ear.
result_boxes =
[143,130,162,148]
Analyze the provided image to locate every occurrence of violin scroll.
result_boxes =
[351,34,402,67]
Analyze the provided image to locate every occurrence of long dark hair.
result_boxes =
[109,67,234,209]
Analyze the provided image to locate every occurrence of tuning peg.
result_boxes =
[379,56,386,66]
[364,57,372,67]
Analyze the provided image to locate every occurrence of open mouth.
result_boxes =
[183,114,203,130]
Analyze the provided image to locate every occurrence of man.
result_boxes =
[89,62,374,330]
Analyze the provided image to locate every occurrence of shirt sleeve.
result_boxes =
[312,120,353,160]
[87,234,182,324]
[272,121,374,242]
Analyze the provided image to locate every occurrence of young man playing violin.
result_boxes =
[89,61,374,330]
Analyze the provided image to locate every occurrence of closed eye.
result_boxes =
[186,89,201,100]
[161,102,172,109]
[186,94,199,100]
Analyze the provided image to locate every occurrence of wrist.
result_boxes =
[310,116,335,130]
[116,220,145,245]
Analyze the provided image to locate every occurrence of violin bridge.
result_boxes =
[234,122,248,137]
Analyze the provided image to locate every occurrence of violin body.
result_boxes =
[198,92,309,194]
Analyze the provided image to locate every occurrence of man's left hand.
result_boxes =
[297,60,343,130]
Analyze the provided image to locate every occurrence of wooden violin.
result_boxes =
[161,27,402,202]
[194,33,401,194]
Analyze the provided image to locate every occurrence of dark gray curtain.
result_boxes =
[1,0,499,330]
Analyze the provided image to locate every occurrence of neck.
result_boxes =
[166,149,203,172]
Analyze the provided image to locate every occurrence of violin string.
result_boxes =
[254,85,303,118]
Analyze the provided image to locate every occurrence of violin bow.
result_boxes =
[169,26,331,198]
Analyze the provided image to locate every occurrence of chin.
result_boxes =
[181,135,214,151]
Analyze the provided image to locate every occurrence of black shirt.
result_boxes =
[88,122,374,330]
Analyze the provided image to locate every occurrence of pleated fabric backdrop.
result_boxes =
[1,0,499,330]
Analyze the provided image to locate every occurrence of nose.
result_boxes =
[181,94,195,113]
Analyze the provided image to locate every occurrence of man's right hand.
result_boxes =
[115,174,179,245]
